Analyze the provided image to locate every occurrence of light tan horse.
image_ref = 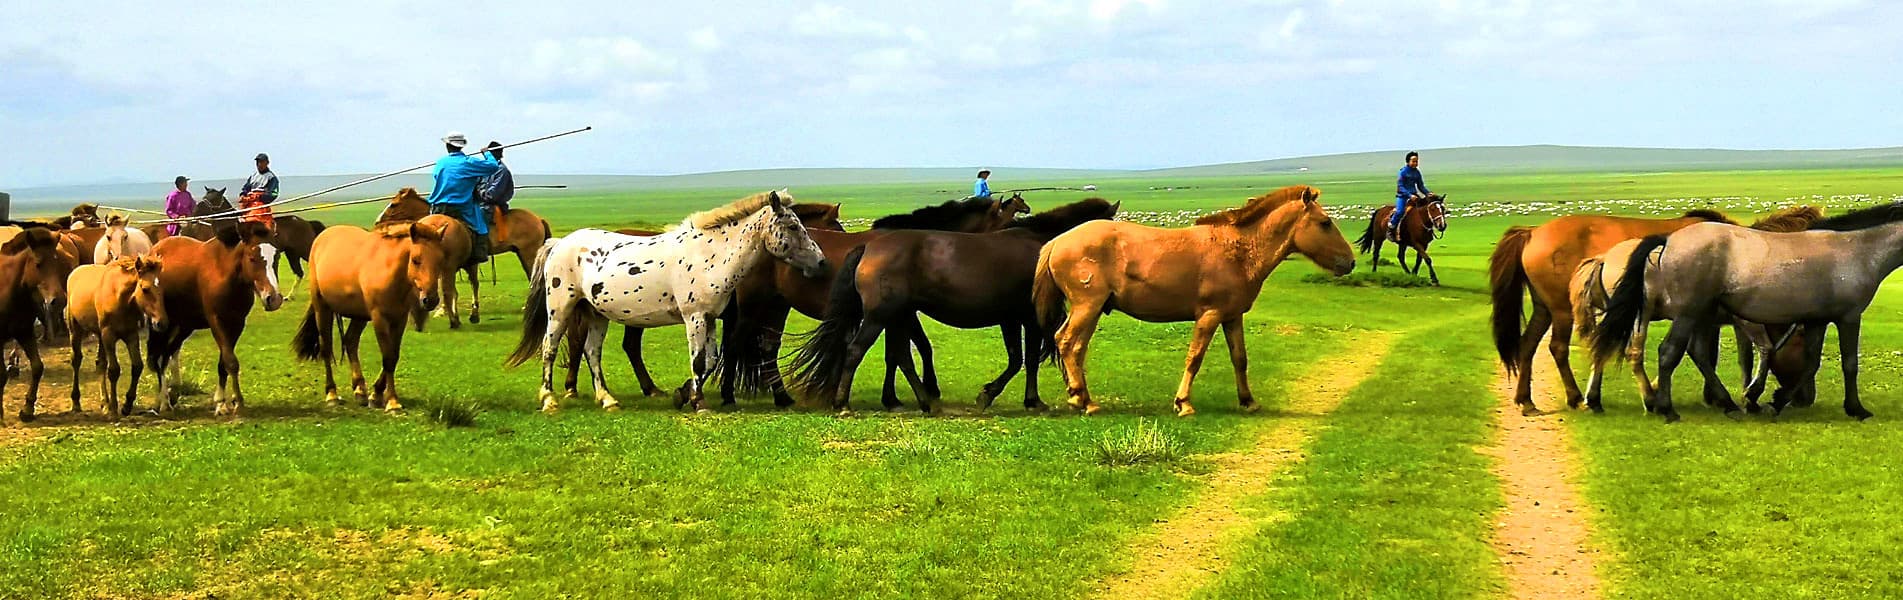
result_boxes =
[94,216,155,264]
[65,257,168,417]
[293,222,453,410]
[1488,209,1737,414]
[1033,185,1357,416]
[375,188,479,329]
[377,188,551,277]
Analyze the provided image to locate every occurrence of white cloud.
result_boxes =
[1087,0,1164,21]
[689,27,723,51]
[791,3,898,38]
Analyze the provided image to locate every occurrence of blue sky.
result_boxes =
[2,0,1899,187]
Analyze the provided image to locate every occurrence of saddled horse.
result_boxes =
[377,188,480,329]
[1489,209,1738,414]
[293,222,453,410]
[168,188,240,241]
[508,190,827,412]
[95,216,155,263]
[65,256,168,417]
[1035,186,1356,416]
[787,197,1118,413]
[379,188,553,321]
[143,223,284,416]
[1356,193,1449,284]
[1572,206,1823,412]
[1593,203,1903,422]
[0,229,70,422]
[558,202,855,399]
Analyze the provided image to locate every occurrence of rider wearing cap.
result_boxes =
[163,175,195,236]
[1388,151,1430,242]
[430,132,503,266]
[238,153,279,229]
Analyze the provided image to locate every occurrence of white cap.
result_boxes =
[442,131,468,148]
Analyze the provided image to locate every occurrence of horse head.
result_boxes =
[792,203,846,232]
[199,187,233,214]
[1422,193,1449,234]
[120,256,169,331]
[400,221,452,314]
[1287,187,1356,276]
[3,228,68,304]
[1000,193,1032,218]
[218,222,283,311]
[379,187,431,224]
[760,190,828,278]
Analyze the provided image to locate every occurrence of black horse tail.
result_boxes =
[309,220,327,236]
[292,302,322,361]
[1489,226,1534,373]
[785,245,867,401]
[1032,244,1066,365]
[1592,235,1668,367]
[505,241,559,368]
[1355,209,1379,254]
[719,302,778,395]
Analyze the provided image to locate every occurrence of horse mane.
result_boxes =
[871,197,995,230]
[373,222,417,239]
[790,203,837,222]
[687,190,784,229]
[1681,209,1738,225]
[1807,203,1903,232]
[394,187,426,205]
[1196,185,1317,227]
[1007,198,1119,236]
[1748,205,1824,233]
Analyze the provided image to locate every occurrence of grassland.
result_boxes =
[3,167,1903,598]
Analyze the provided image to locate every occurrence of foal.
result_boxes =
[66,257,168,417]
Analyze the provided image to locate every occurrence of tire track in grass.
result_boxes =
[1092,330,1398,600]
[1483,345,1602,599]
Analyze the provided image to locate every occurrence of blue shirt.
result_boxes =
[1396,166,1430,200]
[430,151,502,234]
[973,178,992,200]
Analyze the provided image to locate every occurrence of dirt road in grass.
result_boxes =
[1482,345,1603,599]
[1092,331,1398,600]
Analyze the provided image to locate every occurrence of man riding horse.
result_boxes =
[238,153,279,231]
[1388,151,1431,242]
[430,132,502,267]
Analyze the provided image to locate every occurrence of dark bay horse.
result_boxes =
[1035,186,1357,416]
[270,215,325,296]
[143,223,284,417]
[1593,203,1903,422]
[787,198,1119,413]
[294,222,454,410]
[1357,193,1448,284]
[1489,209,1737,414]
[1,229,70,422]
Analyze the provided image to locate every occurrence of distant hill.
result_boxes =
[8,145,1902,214]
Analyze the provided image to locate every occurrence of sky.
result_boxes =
[2,0,1900,187]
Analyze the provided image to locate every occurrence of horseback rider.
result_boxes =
[1388,151,1430,242]
[238,153,279,230]
[430,132,502,267]
[973,169,993,201]
[163,176,195,236]
[478,142,514,212]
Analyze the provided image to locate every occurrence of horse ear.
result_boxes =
[1302,187,1319,205]
[0,234,28,255]
[828,204,841,219]
[767,190,783,210]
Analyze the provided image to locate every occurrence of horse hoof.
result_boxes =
[883,403,907,413]
[1240,400,1260,413]
[603,403,621,413]
[1850,410,1875,422]
[537,390,560,413]
[645,389,669,399]
[16,411,34,423]
[1024,400,1048,413]
[1724,409,1744,421]
[975,390,997,409]
[1175,405,1196,418]
[1519,403,1543,417]
[1065,394,1090,411]
[1589,404,1605,414]
[470,315,480,324]
[1660,411,1681,424]
[448,321,461,330]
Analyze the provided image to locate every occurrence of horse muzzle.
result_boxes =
[801,259,830,279]
[1333,258,1356,276]
[262,292,285,312]
[419,293,441,313]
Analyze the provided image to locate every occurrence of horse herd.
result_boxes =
[0,183,1891,425]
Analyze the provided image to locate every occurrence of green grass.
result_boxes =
[5,168,1903,597]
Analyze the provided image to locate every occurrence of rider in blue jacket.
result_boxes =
[1389,151,1430,242]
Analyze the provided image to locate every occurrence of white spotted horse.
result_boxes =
[507,190,827,412]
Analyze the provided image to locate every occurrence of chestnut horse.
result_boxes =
[143,223,284,416]
[0,229,69,422]
[66,256,168,417]
[1034,186,1357,416]
[293,222,453,410]
[378,189,551,276]
[787,198,1119,413]
[376,188,479,329]
[1356,193,1449,284]
[1488,209,1736,414]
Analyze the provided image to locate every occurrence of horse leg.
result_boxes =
[879,322,910,411]
[1652,319,1698,423]
[1418,247,1439,286]
[369,316,405,411]
[101,331,123,419]
[1370,236,1382,273]
[1222,317,1256,411]
[315,301,342,405]
[977,323,1024,411]
[581,316,617,410]
[1057,304,1106,414]
[831,316,889,413]
[208,321,245,416]
[755,305,797,408]
[342,319,370,406]
[1511,303,1554,415]
[1548,310,1587,410]
[465,264,482,324]
[68,322,85,414]
[906,313,941,400]
[562,319,584,399]
[1744,325,1797,413]
[1395,244,1410,275]
[1,342,13,423]
[22,339,43,423]
[441,267,462,329]
[1021,322,1047,411]
[1687,324,1740,417]
[719,312,744,407]
[623,326,662,397]
[1172,312,1224,417]
[678,314,718,412]
[123,333,144,418]
[537,296,583,413]
[1838,318,1871,421]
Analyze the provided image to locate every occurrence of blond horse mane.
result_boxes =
[1195,185,1318,227]
[686,190,788,230]
[1749,205,1825,233]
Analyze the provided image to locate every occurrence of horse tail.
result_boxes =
[1571,257,1605,341]
[505,240,560,368]
[1032,244,1066,364]
[1592,235,1668,367]
[1354,209,1378,254]
[719,303,776,395]
[1489,226,1535,374]
[292,302,322,361]
[309,220,326,236]
[785,245,867,399]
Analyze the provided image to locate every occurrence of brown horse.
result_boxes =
[62,228,107,265]
[65,257,168,417]
[1034,186,1356,416]
[787,197,1118,413]
[557,202,853,398]
[717,194,1031,408]
[170,188,238,241]
[378,189,551,321]
[293,222,453,410]
[143,223,285,416]
[1356,193,1449,284]
[377,188,479,329]
[270,215,326,296]
[0,229,70,422]
[1488,209,1737,414]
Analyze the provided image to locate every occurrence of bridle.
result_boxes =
[1424,199,1448,240]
